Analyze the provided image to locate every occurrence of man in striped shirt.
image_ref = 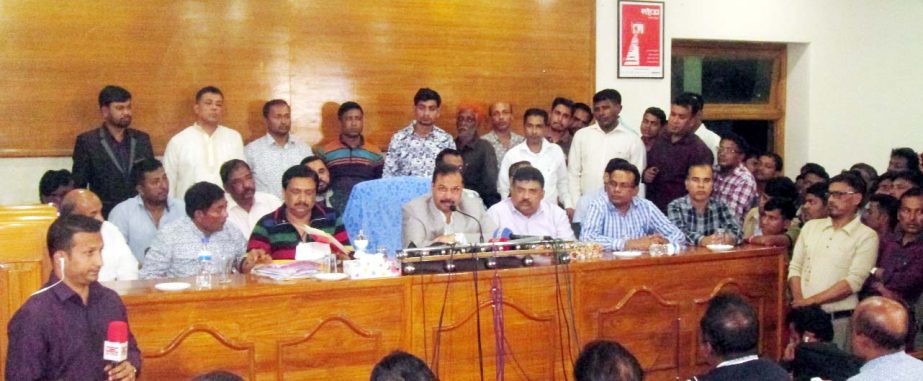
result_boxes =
[581,160,684,251]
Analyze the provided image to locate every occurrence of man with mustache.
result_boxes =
[248,165,349,259]
[221,159,281,237]
[481,102,524,170]
[72,85,154,217]
[163,86,246,197]
[402,163,496,247]
[667,162,742,246]
[453,104,500,207]
[546,97,575,156]
[383,88,455,178]
[245,99,313,199]
[487,166,574,240]
[301,156,335,209]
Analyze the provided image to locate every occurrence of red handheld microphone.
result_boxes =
[103,321,129,363]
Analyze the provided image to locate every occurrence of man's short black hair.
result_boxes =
[829,172,867,205]
[431,162,462,184]
[573,339,643,381]
[605,159,640,187]
[891,147,920,172]
[763,197,796,220]
[800,163,830,180]
[184,182,226,218]
[282,165,318,190]
[195,86,223,102]
[551,97,575,112]
[573,102,592,116]
[191,370,244,381]
[337,101,363,119]
[901,187,923,203]
[130,158,164,187]
[299,155,323,167]
[719,132,750,154]
[761,152,784,172]
[672,92,704,115]
[785,305,834,342]
[262,99,289,118]
[868,194,900,231]
[643,106,667,125]
[512,166,545,189]
[592,89,622,105]
[370,350,436,381]
[39,169,74,199]
[98,85,132,108]
[435,148,463,165]
[805,182,829,204]
[47,214,102,259]
[219,159,250,186]
[850,162,878,181]
[524,108,549,125]
[893,170,923,188]
[700,293,759,358]
[764,177,798,201]
[413,88,441,107]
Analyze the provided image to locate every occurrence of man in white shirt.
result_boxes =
[60,189,138,281]
[245,99,313,199]
[220,159,281,237]
[498,108,573,216]
[568,89,645,207]
[163,86,245,197]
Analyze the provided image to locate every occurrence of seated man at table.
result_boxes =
[59,189,139,281]
[141,182,266,278]
[667,162,742,246]
[220,159,281,236]
[689,293,788,381]
[402,162,497,247]
[581,160,684,251]
[745,197,798,256]
[248,165,350,259]
[487,166,575,240]
[5,214,141,380]
[848,296,923,380]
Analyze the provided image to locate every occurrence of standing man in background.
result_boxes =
[545,97,575,156]
[315,101,384,214]
[383,88,455,178]
[73,85,154,217]
[481,102,524,169]
[163,86,245,197]
[245,99,313,199]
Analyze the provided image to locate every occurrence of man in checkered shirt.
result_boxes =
[713,133,758,222]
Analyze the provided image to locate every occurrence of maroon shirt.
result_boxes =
[645,133,714,212]
[5,276,142,380]
[869,232,923,304]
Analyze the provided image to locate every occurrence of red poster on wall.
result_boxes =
[618,1,664,78]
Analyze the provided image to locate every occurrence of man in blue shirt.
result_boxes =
[581,160,684,251]
[848,296,923,380]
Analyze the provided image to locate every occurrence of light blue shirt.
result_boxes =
[580,195,684,251]
[109,195,186,263]
[848,351,923,381]
[140,217,247,279]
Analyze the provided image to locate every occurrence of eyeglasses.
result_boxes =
[827,191,859,199]
[717,147,740,154]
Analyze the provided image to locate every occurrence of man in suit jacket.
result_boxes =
[73,85,154,217]
[402,163,496,247]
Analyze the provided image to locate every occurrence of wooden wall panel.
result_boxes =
[0,1,594,157]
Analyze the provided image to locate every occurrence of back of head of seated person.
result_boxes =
[573,339,643,381]
[190,370,244,381]
[370,350,436,381]
[783,305,861,381]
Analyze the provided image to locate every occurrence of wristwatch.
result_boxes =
[870,267,879,277]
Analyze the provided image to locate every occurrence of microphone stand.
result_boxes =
[450,203,486,381]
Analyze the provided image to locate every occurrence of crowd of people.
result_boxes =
[8,83,923,380]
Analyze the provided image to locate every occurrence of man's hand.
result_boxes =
[104,361,136,381]
[791,297,813,308]
[241,249,273,273]
[623,235,666,250]
[642,167,659,183]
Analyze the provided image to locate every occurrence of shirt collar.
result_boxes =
[339,134,365,148]
[261,133,293,147]
[506,198,545,219]
[48,274,101,305]
[606,196,643,214]
[716,354,758,368]
[456,136,479,150]
[819,214,863,235]
[132,194,178,213]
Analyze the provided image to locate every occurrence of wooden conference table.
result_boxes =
[100,245,785,381]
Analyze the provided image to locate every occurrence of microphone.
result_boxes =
[449,204,484,243]
[103,321,129,363]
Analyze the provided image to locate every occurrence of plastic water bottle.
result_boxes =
[196,253,213,289]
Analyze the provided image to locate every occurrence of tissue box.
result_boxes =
[343,254,399,279]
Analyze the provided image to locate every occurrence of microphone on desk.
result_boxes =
[103,321,129,363]
[449,204,484,243]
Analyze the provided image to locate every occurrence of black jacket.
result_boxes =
[72,126,154,217]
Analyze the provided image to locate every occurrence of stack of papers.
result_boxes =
[251,261,319,280]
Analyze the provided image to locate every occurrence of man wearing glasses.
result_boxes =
[581,159,684,251]
[713,133,758,222]
[788,172,878,350]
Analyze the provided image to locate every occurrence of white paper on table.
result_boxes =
[295,242,331,262]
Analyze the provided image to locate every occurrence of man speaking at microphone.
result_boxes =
[402,162,496,247]
[487,166,575,240]
[5,214,141,380]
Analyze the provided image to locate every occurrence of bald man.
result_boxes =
[848,297,923,380]
[60,189,139,281]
